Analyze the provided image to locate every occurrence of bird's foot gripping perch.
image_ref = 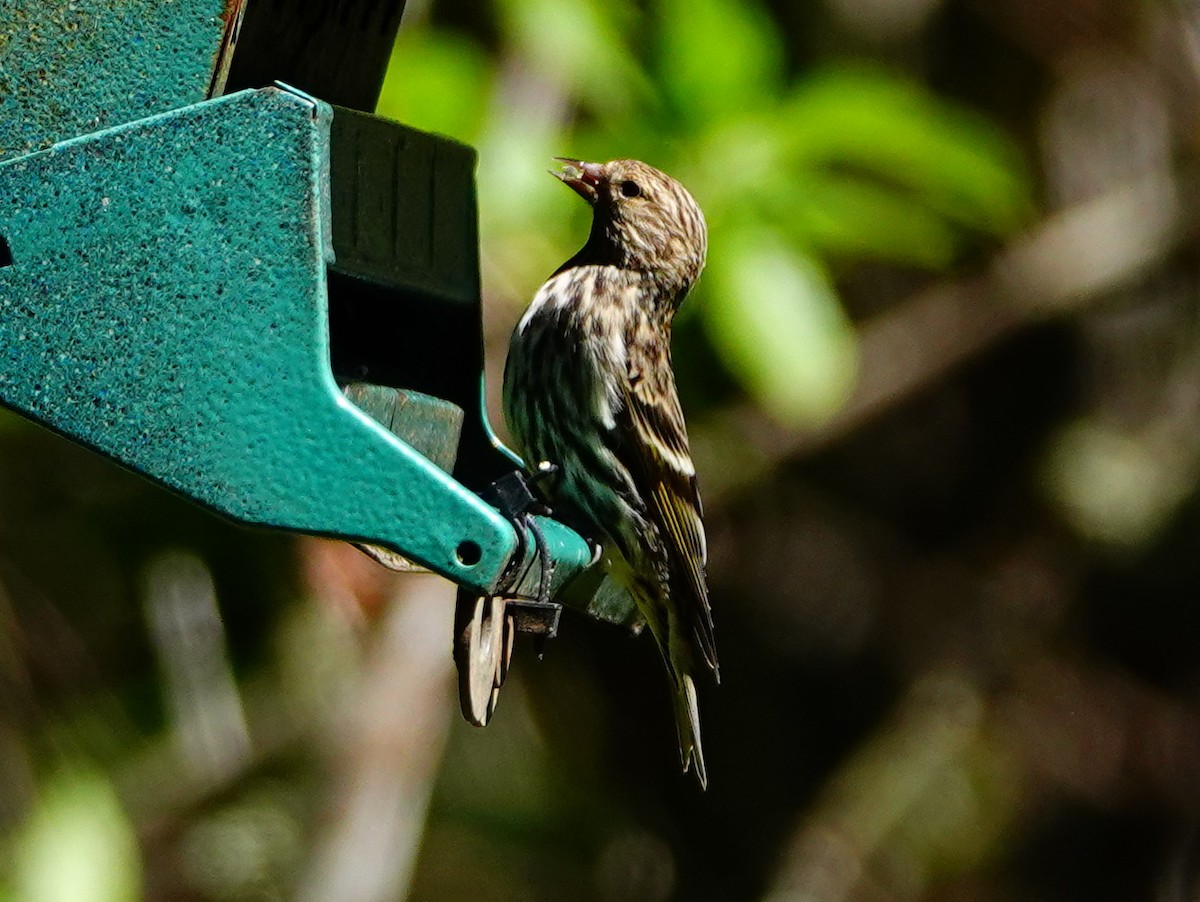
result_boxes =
[454,462,565,726]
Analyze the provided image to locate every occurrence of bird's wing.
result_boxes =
[615,359,718,675]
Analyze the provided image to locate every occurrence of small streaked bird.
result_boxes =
[503,158,716,787]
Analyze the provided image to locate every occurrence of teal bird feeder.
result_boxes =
[0,0,636,717]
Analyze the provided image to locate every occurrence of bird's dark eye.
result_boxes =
[620,180,642,198]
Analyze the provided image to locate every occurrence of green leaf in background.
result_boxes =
[377,29,492,143]
[783,66,1032,236]
[12,769,141,902]
[658,0,784,127]
[704,230,859,426]
[496,0,651,118]
[773,172,963,268]
[684,113,789,210]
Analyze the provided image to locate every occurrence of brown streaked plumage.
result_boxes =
[503,158,715,787]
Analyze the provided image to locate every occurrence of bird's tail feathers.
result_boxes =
[674,671,707,790]
[628,573,711,789]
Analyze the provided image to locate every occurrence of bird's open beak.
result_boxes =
[552,158,604,204]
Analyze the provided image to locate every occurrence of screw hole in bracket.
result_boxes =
[0,235,12,268]
[455,541,482,567]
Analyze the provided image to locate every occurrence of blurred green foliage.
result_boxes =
[10,769,139,902]
[379,0,1032,426]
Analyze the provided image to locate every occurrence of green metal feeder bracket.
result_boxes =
[0,84,633,620]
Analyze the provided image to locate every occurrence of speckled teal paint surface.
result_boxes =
[0,86,595,596]
[0,0,236,162]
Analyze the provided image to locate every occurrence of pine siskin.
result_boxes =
[503,158,716,787]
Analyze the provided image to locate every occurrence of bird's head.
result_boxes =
[554,158,707,298]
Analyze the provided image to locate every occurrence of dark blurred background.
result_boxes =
[6,0,1200,900]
